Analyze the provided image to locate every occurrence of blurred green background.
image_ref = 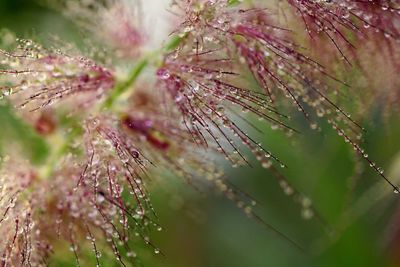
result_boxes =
[1,1,400,266]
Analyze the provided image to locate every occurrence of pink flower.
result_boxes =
[286,0,400,62]
[161,0,399,192]
[0,40,115,112]
[53,0,145,58]
[0,162,51,266]
[0,1,399,264]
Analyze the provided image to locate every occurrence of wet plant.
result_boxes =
[0,0,399,266]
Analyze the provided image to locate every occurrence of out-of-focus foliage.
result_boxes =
[0,103,49,165]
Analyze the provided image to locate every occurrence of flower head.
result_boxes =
[0,161,51,266]
[50,0,145,58]
[0,0,399,265]
[285,0,400,63]
[0,39,115,112]
[163,0,399,192]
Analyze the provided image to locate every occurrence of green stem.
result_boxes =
[228,0,241,6]
[163,34,187,52]
[101,34,186,110]
[102,58,149,109]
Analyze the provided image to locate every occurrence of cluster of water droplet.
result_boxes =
[0,39,115,112]
[288,0,400,63]
[0,163,52,266]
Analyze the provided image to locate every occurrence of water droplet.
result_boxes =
[301,208,314,220]
[261,160,272,169]
[127,251,136,258]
